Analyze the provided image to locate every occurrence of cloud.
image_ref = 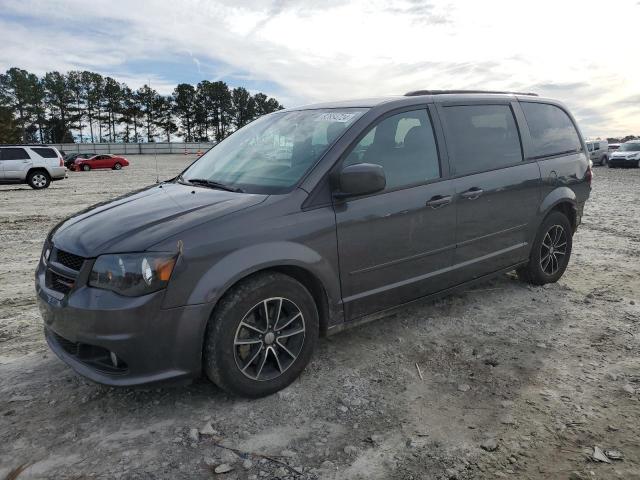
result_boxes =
[613,95,640,107]
[0,0,639,136]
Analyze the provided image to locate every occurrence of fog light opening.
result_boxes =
[110,351,119,368]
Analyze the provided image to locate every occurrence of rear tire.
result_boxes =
[82,164,91,171]
[517,211,573,285]
[203,272,319,398]
[27,170,51,189]
[600,156,607,166]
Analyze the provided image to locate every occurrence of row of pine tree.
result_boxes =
[0,68,283,144]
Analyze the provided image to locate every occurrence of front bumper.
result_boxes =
[608,157,639,167]
[36,261,212,386]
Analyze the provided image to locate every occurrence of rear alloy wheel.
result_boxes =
[27,170,51,189]
[113,162,122,170]
[204,272,319,397]
[82,164,91,171]
[539,225,568,276]
[517,211,573,285]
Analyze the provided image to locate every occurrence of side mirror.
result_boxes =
[334,163,386,198]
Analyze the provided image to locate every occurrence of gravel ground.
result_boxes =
[1,156,639,480]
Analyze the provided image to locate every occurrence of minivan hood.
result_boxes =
[50,182,267,257]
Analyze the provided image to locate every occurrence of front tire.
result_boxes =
[517,211,573,285]
[113,162,122,170]
[82,164,91,171]
[27,170,51,189]
[203,272,319,398]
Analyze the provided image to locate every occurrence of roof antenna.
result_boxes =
[150,77,160,184]
[155,143,159,184]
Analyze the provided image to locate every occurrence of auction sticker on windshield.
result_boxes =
[315,112,358,122]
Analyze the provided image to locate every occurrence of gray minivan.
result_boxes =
[36,91,591,397]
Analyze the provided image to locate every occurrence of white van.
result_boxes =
[585,140,609,166]
[0,145,67,189]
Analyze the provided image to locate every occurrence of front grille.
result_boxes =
[46,270,75,294]
[54,248,85,271]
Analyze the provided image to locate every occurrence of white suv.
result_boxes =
[0,145,67,189]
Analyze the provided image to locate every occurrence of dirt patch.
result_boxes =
[1,158,639,479]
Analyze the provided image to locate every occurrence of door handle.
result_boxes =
[425,195,452,208]
[460,187,483,200]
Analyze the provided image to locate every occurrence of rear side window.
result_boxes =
[344,109,440,190]
[0,147,30,160]
[441,104,522,176]
[31,147,58,158]
[520,102,582,158]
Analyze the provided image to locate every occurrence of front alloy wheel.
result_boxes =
[204,272,319,397]
[234,297,305,381]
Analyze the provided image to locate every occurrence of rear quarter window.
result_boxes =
[31,147,58,158]
[441,104,523,176]
[520,102,582,158]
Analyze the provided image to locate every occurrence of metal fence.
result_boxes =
[48,142,216,155]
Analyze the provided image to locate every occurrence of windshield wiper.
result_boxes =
[184,178,244,193]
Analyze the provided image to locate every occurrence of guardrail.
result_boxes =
[48,142,216,155]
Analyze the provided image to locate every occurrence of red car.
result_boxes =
[72,154,130,171]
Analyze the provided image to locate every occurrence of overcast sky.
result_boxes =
[1,0,639,137]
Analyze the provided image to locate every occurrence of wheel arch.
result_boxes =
[539,187,578,232]
[27,167,50,179]
[210,265,333,337]
[550,201,577,233]
[187,242,343,340]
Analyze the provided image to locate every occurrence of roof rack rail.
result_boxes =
[404,89,538,97]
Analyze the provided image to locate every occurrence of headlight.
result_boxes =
[42,246,51,265]
[89,252,177,296]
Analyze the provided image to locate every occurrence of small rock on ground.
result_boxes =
[480,438,499,452]
[214,463,234,474]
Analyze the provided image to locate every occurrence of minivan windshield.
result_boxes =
[180,108,367,194]
[618,143,640,152]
